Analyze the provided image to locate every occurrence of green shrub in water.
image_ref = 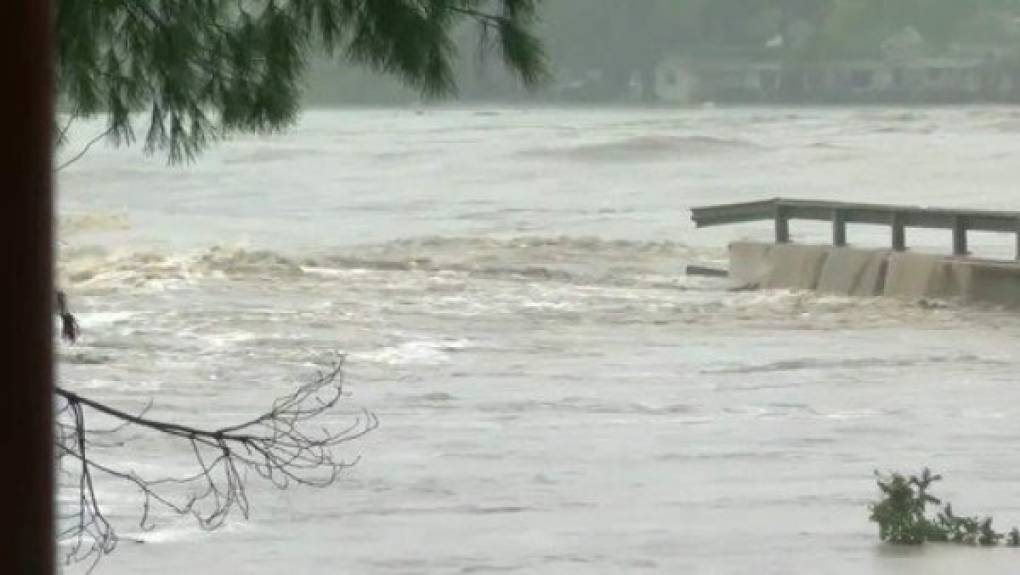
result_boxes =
[870,468,1018,547]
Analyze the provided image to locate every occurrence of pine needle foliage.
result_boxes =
[54,0,546,163]
[870,468,1020,547]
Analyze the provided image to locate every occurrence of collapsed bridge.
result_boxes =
[691,198,1020,307]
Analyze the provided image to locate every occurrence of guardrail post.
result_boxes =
[891,212,906,251]
[1016,219,1020,261]
[953,216,968,256]
[832,209,846,247]
[775,204,790,243]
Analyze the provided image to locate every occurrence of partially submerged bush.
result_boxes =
[870,468,1019,547]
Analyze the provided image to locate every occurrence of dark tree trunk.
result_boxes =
[0,2,55,574]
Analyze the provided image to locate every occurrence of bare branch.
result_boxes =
[56,107,80,148]
[55,357,376,569]
[56,128,114,172]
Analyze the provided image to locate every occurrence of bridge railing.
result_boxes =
[690,198,1020,260]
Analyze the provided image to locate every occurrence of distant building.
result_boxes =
[654,54,1002,104]
[654,27,1020,104]
[655,56,781,103]
[808,56,985,97]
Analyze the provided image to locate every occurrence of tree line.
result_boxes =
[304,0,1020,103]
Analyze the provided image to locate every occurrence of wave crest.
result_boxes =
[518,134,759,161]
[58,236,715,292]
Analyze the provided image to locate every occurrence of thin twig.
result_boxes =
[56,107,80,147]
[56,128,114,172]
[55,356,375,569]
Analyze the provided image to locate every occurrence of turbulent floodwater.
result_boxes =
[58,107,1020,574]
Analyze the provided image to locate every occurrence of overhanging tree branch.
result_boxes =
[53,0,546,163]
[55,356,377,570]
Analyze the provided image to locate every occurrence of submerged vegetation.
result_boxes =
[870,468,1020,547]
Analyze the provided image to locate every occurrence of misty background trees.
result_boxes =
[303,0,1020,104]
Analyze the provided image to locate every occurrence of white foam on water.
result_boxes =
[73,310,139,328]
[353,339,473,366]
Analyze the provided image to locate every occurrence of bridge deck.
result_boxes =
[691,198,1020,259]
